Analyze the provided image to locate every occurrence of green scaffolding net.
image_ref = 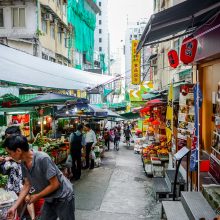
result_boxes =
[100,53,107,73]
[68,0,96,65]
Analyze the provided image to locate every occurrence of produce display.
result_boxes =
[33,135,69,164]
[141,137,169,165]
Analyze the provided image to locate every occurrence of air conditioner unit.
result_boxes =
[44,14,53,21]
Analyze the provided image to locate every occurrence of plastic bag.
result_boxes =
[65,154,72,168]
[90,150,96,160]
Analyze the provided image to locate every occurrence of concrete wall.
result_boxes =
[40,0,68,26]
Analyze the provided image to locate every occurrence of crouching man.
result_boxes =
[3,134,75,220]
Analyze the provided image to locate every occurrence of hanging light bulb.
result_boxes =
[66,110,69,114]
[37,121,41,125]
[43,120,47,125]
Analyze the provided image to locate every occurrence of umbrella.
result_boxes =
[146,99,166,107]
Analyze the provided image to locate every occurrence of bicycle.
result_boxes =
[114,139,120,151]
[125,137,131,148]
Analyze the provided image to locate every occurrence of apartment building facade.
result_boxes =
[0,0,70,66]
[94,0,109,74]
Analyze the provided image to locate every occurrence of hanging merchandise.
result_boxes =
[177,84,195,150]
[190,83,203,171]
[180,36,198,64]
[168,50,179,68]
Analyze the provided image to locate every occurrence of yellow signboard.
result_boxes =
[131,40,141,85]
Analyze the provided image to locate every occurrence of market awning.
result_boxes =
[0,44,114,90]
[0,107,35,114]
[146,99,167,107]
[88,104,108,117]
[120,112,139,120]
[142,93,161,100]
[137,0,220,51]
[105,109,121,118]
[19,93,88,106]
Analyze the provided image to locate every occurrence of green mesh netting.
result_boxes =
[68,0,96,64]
[100,53,107,73]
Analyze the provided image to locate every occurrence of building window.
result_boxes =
[99,47,102,52]
[49,57,56,62]
[12,8,25,27]
[99,2,101,7]
[42,53,48,60]
[58,29,62,44]
[0,9,3,27]
[99,38,102,43]
[99,29,102,34]
[50,24,55,39]
[99,11,101,16]
[99,20,101,25]
[174,39,180,55]
[41,18,47,33]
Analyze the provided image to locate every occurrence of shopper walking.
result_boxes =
[103,128,110,151]
[84,124,97,169]
[4,135,75,220]
[124,126,132,146]
[69,124,84,180]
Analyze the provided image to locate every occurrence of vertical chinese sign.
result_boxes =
[131,40,141,85]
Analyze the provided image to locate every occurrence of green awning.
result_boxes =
[0,107,35,114]
[120,112,139,120]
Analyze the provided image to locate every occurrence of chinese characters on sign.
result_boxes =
[131,40,141,85]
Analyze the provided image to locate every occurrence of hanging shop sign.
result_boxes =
[131,40,141,85]
[180,36,198,64]
[168,50,179,68]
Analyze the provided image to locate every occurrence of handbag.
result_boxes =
[65,154,72,168]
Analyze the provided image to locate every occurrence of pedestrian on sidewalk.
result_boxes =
[4,134,75,220]
[103,128,110,151]
[69,124,84,180]
[84,124,97,169]
[113,128,121,148]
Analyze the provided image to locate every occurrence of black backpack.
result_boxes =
[70,132,82,151]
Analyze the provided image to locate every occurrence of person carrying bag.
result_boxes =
[69,124,84,180]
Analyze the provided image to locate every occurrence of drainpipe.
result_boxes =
[34,0,40,57]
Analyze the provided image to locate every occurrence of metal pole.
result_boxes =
[197,69,200,191]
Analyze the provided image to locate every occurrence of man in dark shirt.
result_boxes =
[3,134,75,220]
[70,124,84,180]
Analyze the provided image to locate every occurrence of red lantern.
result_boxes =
[168,50,179,68]
[180,36,198,64]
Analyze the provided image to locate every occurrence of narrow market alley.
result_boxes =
[74,143,161,220]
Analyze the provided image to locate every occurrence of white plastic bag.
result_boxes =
[65,154,72,168]
[90,150,96,160]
